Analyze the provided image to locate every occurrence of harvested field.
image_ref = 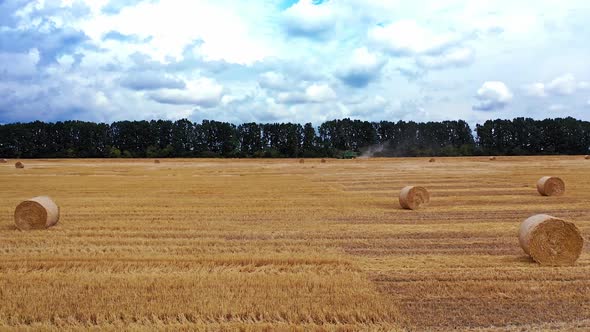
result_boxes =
[0,156,589,331]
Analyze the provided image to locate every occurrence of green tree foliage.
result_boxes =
[0,117,588,158]
[476,117,590,155]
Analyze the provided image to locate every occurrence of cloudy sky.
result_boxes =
[1,0,589,125]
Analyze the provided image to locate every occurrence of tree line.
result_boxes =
[0,117,588,158]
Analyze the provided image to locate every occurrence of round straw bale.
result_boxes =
[429,158,436,163]
[14,196,60,231]
[585,155,590,160]
[15,161,24,169]
[321,158,326,163]
[154,159,160,164]
[399,186,430,210]
[489,156,496,161]
[536,176,565,196]
[0,158,7,163]
[519,214,583,266]
[299,159,305,164]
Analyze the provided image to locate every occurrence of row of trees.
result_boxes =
[476,117,590,155]
[0,117,588,158]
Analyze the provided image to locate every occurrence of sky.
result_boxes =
[0,0,589,125]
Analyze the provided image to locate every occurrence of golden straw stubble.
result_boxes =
[14,196,60,231]
[399,186,430,210]
[519,214,584,266]
[536,176,565,196]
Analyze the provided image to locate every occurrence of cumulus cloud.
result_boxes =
[369,20,461,56]
[120,72,185,90]
[102,0,158,15]
[525,74,590,97]
[0,49,40,79]
[473,81,513,111]
[147,79,223,107]
[0,0,29,28]
[85,0,275,65]
[524,82,547,97]
[277,84,336,104]
[306,83,337,102]
[102,30,150,43]
[368,19,475,77]
[546,74,578,95]
[0,26,88,65]
[416,47,475,69]
[258,72,289,91]
[338,47,386,87]
[1,0,590,124]
[282,0,335,38]
[346,95,393,117]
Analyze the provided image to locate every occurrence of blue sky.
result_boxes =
[1,0,589,124]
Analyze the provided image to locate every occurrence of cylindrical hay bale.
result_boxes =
[15,161,24,169]
[489,156,497,161]
[399,186,430,210]
[537,176,565,196]
[429,158,436,163]
[0,158,7,163]
[585,155,590,160]
[14,196,60,231]
[519,214,583,266]
[299,159,305,164]
[154,159,161,164]
[321,158,326,163]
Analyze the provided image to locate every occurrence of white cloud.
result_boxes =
[2,0,590,123]
[338,47,386,87]
[277,83,336,104]
[306,83,336,102]
[524,82,547,97]
[369,20,460,55]
[473,81,513,111]
[525,74,589,97]
[0,49,40,78]
[147,78,223,107]
[258,71,289,91]
[282,0,335,37]
[368,19,475,75]
[120,72,185,90]
[346,95,393,117]
[80,0,275,64]
[546,74,577,95]
[416,47,475,69]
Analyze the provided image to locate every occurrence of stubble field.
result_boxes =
[0,157,589,331]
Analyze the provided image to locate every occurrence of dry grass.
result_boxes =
[0,156,589,331]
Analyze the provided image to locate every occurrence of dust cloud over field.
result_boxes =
[1,157,589,331]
